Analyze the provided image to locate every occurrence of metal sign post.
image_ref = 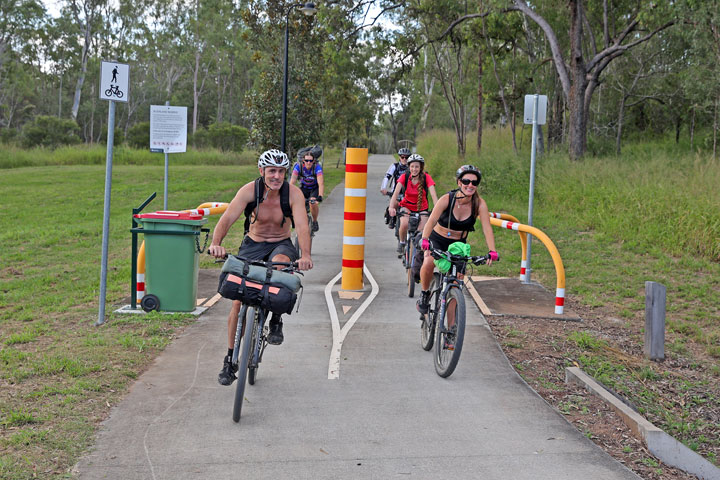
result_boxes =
[97,61,129,326]
[523,94,547,284]
[150,104,188,209]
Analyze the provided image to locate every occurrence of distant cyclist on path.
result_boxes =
[388,154,438,253]
[290,148,324,232]
[381,147,411,229]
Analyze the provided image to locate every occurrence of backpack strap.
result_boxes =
[279,181,294,229]
[243,178,263,235]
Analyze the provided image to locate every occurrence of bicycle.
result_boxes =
[397,211,429,298]
[292,197,316,257]
[223,255,302,423]
[420,248,490,378]
[104,85,124,98]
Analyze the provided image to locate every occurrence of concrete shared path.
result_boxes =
[74,155,638,479]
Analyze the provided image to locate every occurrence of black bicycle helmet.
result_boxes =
[455,164,482,182]
[398,147,411,157]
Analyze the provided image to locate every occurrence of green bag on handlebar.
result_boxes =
[434,242,471,273]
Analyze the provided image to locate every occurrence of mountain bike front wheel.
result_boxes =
[406,241,416,298]
[248,307,267,386]
[420,273,441,351]
[434,286,466,378]
[233,306,255,423]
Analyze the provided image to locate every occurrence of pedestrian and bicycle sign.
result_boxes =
[99,61,129,103]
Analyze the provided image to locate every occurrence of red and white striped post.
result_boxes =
[341,148,369,290]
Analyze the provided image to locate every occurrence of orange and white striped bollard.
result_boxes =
[341,148,369,290]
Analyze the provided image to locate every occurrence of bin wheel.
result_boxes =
[141,294,160,312]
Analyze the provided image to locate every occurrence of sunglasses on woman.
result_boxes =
[399,155,409,159]
[460,178,480,186]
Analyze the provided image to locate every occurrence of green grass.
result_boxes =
[0,157,345,479]
[0,144,260,169]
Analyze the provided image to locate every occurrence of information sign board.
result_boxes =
[523,95,548,125]
[150,105,188,153]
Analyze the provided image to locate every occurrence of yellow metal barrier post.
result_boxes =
[341,148,369,290]
[490,217,566,314]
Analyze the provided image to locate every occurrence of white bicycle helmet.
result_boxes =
[407,154,424,165]
[258,149,290,169]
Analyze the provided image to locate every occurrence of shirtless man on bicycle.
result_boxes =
[209,149,313,386]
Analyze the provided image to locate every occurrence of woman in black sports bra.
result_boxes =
[415,165,499,314]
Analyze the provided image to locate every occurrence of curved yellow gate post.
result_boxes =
[341,148,369,290]
[489,212,529,281]
[490,218,566,314]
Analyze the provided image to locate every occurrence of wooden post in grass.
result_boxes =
[644,281,666,361]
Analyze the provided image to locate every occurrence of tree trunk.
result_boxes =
[568,0,587,160]
[477,48,483,152]
[193,51,200,134]
[714,96,718,160]
[89,83,95,143]
[71,24,92,122]
[675,115,681,144]
[484,17,516,154]
[690,106,695,150]
[420,45,435,131]
[58,73,63,118]
[616,95,625,156]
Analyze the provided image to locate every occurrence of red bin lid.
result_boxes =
[134,210,204,220]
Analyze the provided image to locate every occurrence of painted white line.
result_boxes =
[325,265,379,379]
[324,271,343,379]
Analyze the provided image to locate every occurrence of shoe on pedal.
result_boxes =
[397,242,405,253]
[218,355,238,386]
[416,291,430,314]
[267,317,284,345]
[312,221,319,232]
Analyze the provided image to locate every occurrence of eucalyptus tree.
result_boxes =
[0,0,47,130]
[507,0,676,160]
[60,0,108,122]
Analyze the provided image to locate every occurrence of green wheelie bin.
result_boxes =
[133,211,208,312]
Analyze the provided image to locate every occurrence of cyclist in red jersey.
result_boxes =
[388,154,438,253]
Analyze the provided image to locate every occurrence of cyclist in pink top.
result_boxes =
[388,154,439,253]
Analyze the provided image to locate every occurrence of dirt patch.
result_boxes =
[485,297,719,480]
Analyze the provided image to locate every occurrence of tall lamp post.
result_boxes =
[280,2,317,153]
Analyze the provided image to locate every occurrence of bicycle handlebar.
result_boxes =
[211,253,302,273]
[430,248,490,266]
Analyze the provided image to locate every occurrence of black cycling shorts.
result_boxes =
[301,186,319,200]
[237,236,298,262]
[429,230,468,274]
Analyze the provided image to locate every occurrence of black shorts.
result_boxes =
[429,231,468,274]
[237,236,298,262]
[301,186,319,200]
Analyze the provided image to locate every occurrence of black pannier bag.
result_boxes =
[217,257,302,315]
[218,272,297,315]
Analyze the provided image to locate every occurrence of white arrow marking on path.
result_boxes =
[325,265,379,379]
